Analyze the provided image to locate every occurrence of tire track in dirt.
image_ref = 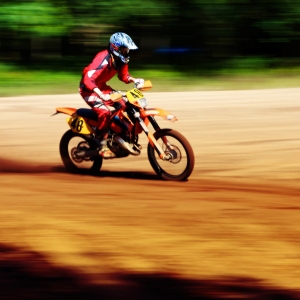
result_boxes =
[0,158,62,173]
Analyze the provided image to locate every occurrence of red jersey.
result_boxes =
[79,49,132,94]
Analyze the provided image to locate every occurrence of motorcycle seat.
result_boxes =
[76,108,98,121]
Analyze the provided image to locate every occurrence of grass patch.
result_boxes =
[1,61,300,97]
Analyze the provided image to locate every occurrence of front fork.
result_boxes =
[132,110,172,160]
[148,116,173,148]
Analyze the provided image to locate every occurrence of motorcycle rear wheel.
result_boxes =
[59,130,102,174]
[147,129,195,181]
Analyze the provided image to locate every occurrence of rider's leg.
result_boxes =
[81,91,116,158]
[92,106,116,158]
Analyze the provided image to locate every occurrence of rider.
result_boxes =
[79,32,144,158]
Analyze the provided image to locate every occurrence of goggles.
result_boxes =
[119,47,130,57]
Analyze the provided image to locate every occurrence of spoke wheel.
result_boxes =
[147,129,194,181]
[59,130,102,174]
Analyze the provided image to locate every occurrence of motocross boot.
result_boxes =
[95,129,115,158]
[99,139,116,159]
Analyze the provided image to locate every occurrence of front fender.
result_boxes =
[141,108,178,122]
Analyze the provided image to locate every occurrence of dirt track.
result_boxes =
[0,89,300,299]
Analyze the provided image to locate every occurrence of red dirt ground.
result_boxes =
[0,89,299,299]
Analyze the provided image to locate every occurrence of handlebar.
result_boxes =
[109,80,153,102]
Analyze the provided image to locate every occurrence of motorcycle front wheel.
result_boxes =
[59,130,102,174]
[147,129,195,181]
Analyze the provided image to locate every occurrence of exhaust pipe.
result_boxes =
[74,136,140,158]
[74,149,99,158]
[113,136,140,156]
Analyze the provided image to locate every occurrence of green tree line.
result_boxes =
[1,0,300,70]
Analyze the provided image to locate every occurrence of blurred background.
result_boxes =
[1,0,300,96]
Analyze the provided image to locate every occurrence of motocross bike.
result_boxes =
[53,80,194,181]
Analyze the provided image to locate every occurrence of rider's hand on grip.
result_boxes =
[134,78,145,89]
[100,94,111,101]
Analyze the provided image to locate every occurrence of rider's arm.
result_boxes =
[93,87,103,98]
[82,51,110,91]
[92,87,110,101]
[128,76,135,82]
[118,64,136,83]
[118,64,144,87]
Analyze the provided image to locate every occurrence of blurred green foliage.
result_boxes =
[1,0,300,95]
[0,2,71,36]
[2,60,300,97]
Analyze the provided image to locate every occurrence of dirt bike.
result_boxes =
[53,80,194,181]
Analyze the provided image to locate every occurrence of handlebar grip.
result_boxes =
[110,93,123,102]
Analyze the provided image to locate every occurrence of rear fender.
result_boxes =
[54,107,95,134]
[55,107,77,116]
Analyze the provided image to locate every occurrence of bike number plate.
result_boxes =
[67,117,93,134]
[126,88,144,102]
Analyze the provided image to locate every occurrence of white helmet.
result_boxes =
[109,32,138,64]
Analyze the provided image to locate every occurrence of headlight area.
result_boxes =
[138,98,148,108]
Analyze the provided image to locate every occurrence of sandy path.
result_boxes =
[0,89,299,299]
